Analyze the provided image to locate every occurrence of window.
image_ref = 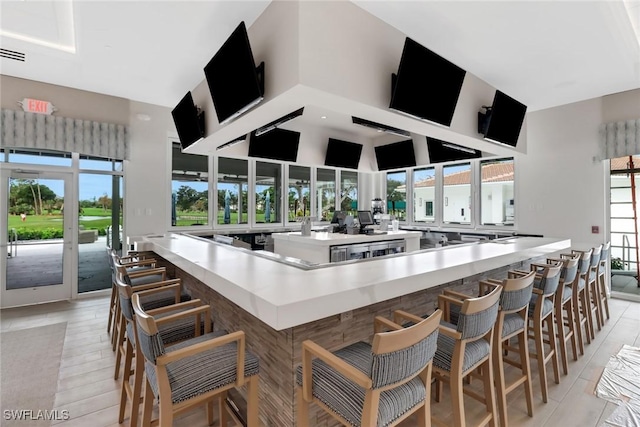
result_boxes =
[443,163,471,224]
[413,167,435,223]
[7,148,72,167]
[480,158,514,226]
[316,169,336,221]
[387,171,407,221]
[340,171,358,216]
[255,161,282,224]
[217,157,248,225]
[171,143,208,226]
[79,155,123,171]
[288,165,310,221]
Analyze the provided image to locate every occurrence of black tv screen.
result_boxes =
[171,92,204,150]
[374,140,416,171]
[389,37,466,127]
[427,137,481,163]
[248,128,300,162]
[325,138,363,169]
[483,90,527,147]
[204,22,264,125]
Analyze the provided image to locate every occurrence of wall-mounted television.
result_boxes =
[427,137,482,163]
[204,21,265,125]
[171,91,205,151]
[325,138,363,169]
[480,90,527,147]
[390,37,466,127]
[248,128,300,162]
[374,139,416,171]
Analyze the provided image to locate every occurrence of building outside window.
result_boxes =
[340,171,358,216]
[288,165,310,221]
[413,167,435,223]
[255,161,281,224]
[171,143,208,226]
[480,158,514,226]
[443,163,471,224]
[316,168,336,221]
[387,171,407,221]
[217,157,248,225]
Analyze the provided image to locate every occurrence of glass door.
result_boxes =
[1,170,73,307]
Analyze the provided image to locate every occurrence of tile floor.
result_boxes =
[1,295,638,427]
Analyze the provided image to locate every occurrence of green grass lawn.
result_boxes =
[8,209,119,240]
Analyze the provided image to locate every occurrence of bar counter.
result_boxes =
[139,233,570,426]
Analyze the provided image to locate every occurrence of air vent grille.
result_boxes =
[0,48,26,62]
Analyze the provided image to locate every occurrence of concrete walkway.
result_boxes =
[6,236,111,293]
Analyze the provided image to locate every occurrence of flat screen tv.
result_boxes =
[374,139,416,171]
[171,91,205,150]
[325,138,363,169]
[248,128,300,162]
[204,21,264,125]
[427,137,481,164]
[482,90,527,147]
[389,37,466,127]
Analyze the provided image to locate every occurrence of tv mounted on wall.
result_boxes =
[325,138,363,169]
[374,139,417,171]
[171,91,205,151]
[204,21,264,125]
[479,90,527,147]
[389,37,466,127]
[427,137,481,164]
[248,128,300,162]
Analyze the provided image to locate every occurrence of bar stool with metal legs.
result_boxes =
[478,270,536,427]
[597,242,611,327]
[511,260,562,404]
[551,254,580,375]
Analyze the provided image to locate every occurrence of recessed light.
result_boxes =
[320,116,327,119]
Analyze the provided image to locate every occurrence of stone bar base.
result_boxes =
[147,253,545,426]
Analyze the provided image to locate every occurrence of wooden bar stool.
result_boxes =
[597,242,611,327]
[551,254,580,375]
[115,276,213,427]
[416,285,503,427]
[568,249,592,354]
[511,260,562,403]
[479,270,535,427]
[297,310,442,427]
[573,245,602,340]
[133,294,260,427]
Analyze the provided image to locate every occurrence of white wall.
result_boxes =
[518,97,606,245]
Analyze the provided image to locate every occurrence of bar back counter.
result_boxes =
[136,233,570,426]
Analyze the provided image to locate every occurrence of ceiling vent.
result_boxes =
[0,48,26,62]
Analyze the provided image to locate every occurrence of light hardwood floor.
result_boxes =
[1,295,638,427]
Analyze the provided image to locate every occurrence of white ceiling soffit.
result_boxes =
[353,0,640,112]
[1,0,76,53]
[0,0,638,112]
[0,1,271,108]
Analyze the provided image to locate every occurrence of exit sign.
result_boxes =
[18,98,57,115]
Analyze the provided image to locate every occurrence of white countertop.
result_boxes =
[271,230,421,246]
[141,233,570,330]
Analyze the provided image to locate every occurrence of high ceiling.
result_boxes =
[1,0,639,113]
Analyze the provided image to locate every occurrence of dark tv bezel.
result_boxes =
[426,137,482,164]
[483,90,527,147]
[374,139,417,171]
[248,128,300,162]
[324,138,363,169]
[171,91,205,151]
[389,37,466,127]
[203,21,264,125]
